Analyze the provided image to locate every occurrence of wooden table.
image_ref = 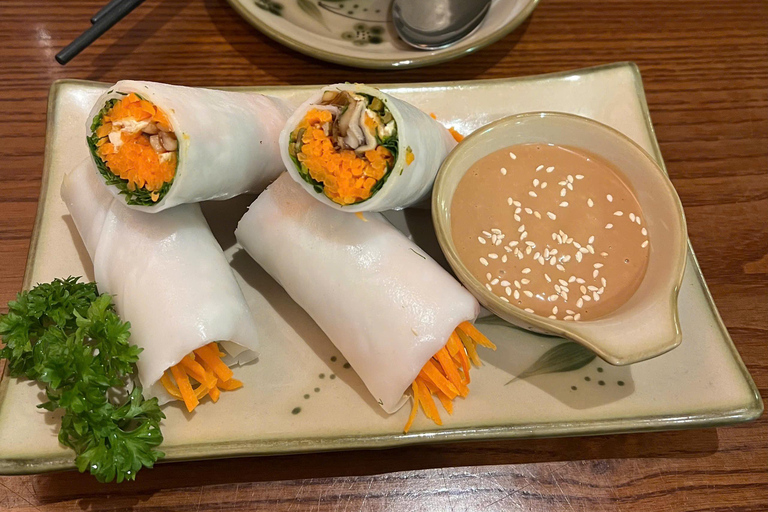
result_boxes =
[1,0,766,509]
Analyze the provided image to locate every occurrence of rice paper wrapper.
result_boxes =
[87,80,293,212]
[61,159,260,404]
[280,83,457,213]
[235,173,478,412]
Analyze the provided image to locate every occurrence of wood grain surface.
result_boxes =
[1,0,766,510]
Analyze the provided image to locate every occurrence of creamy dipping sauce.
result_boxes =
[451,143,650,321]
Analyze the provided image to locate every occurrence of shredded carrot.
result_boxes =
[170,364,198,412]
[94,93,177,196]
[448,127,464,143]
[403,322,496,433]
[405,148,415,165]
[355,212,368,222]
[159,342,243,412]
[294,109,393,205]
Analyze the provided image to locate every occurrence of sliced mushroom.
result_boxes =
[142,122,159,134]
[159,131,178,152]
[149,135,164,153]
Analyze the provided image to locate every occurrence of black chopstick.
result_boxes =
[55,0,145,65]
[90,0,128,25]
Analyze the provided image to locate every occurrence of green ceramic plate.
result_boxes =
[224,0,539,69]
[0,63,761,476]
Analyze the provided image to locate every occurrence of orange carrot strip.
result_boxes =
[160,371,182,400]
[403,382,420,433]
[419,360,459,398]
[414,376,442,425]
[217,378,243,391]
[208,386,221,403]
[448,127,464,143]
[447,331,471,384]
[455,329,482,366]
[170,364,198,412]
[194,344,234,382]
[458,321,496,349]
[434,347,468,397]
[180,355,217,389]
[435,390,454,415]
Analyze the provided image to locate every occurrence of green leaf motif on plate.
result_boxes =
[506,342,597,385]
[254,0,284,15]
[297,0,329,29]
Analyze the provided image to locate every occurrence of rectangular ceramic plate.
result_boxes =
[0,63,761,475]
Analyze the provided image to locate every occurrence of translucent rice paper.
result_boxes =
[88,80,293,212]
[280,83,457,212]
[235,174,478,412]
[61,159,260,404]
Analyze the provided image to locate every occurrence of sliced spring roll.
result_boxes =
[87,81,292,212]
[62,159,260,411]
[280,83,457,212]
[236,174,494,431]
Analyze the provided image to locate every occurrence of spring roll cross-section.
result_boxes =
[236,174,495,431]
[280,83,457,212]
[87,81,292,212]
[61,159,260,411]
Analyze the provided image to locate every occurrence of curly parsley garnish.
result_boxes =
[0,277,164,482]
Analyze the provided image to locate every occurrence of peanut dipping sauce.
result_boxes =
[451,143,650,321]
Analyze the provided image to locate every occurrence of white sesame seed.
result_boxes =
[500,280,510,287]
[505,287,512,296]
[533,252,540,260]
[491,278,499,285]
[558,181,567,186]
[517,252,524,260]
[567,183,573,190]
[529,191,537,198]
[534,211,542,219]
[601,277,607,287]
[614,211,623,216]
[567,175,574,183]
[533,179,540,187]
[524,290,534,298]
[574,313,581,321]
[482,230,491,237]
[478,237,486,244]
[547,211,557,220]
[605,223,613,229]
[607,194,613,202]
[514,280,521,288]
[552,306,559,314]
[593,269,599,278]
[491,228,501,234]
[642,240,649,248]
[538,256,545,265]
[500,297,510,303]
[485,284,493,291]
[514,215,521,222]
[501,255,508,263]
[593,292,600,301]
[480,257,488,266]
[600,252,608,257]
[556,264,565,271]
[514,290,520,300]
[518,224,525,233]
[576,175,584,180]
[566,237,573,244]
[576,278,586,284]
[642,227,648,236]
[576,298,584,308]
[594,263,604,269]
[564,315,574,321]
[521,232,528,240]
[549,315,556,319]
[521,278,530,285]
[556,234,564,244]
[575,252,583,262]
[559,201,569,207]
[569,276,576,283]
[546,166,555,172]
[507,197,513,206]
[526,241,536,247]
[525,207,533,214]
[580,285,588,294]
[560,189,567,197]
[491,234,497,244]
[524,308,535,313]
[629,213,636,222]
[588,236,595,244]
[587,198,594,207]
[509,152,517,160]
[635,217,641,225]
[558,279,568,286]
[495,239,502,246]
[550,257,557,266]
[500,167,507,175]
[598,287,604,294]
[513,200,521,207]
[574,241,582,249]
[588,285,598,291]
[540,182,548,189]
[549,295,559,301]
[521,268,531,274]
[583,295,591,302]
[485,272,492,280]
[555,284,561,293]
[566,309,575,315]
[509,240,519,247]
[536,165,544,171]
[544,274,551,282]
[488,253,498,259]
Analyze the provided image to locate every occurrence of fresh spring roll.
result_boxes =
[86,80,292,212]
[62,158,260,411]
[235,174,495,431]
[280,83,458,212]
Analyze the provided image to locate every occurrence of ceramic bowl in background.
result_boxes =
[433,112,688,365]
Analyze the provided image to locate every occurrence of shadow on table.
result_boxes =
[202,0,535,85]
[29,426,720,508]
